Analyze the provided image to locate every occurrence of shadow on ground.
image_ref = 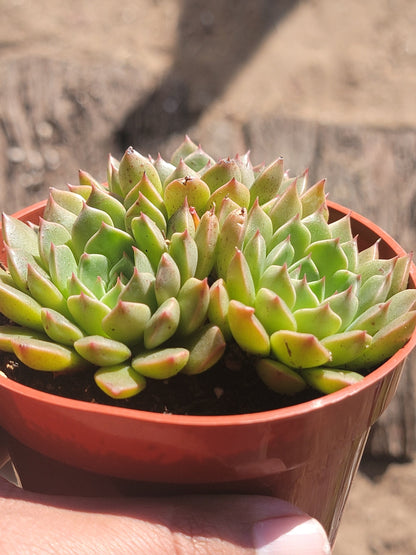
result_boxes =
[116,0,298,154]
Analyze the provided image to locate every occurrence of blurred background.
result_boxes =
[0,1,415,552]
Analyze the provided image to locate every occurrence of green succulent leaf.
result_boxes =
[388,254,412,297]
[269,215,311,261]
[170,135,199,166]
[217,196,241,226]
[183,146,215,172]
[67,183,92,200]
[270,330,331,369]
[164,176,211,218]
[321,330,372,367]
[100,278,125,309]
[130,212,167,271]
[201,158,242,193]
[87,184,126,230]
[0,324,47,353]
[207,278,231,339]
[38,218,72,268]
[265,237,295,268]
[301,368,364,394]
[254,288,297,335]
[0,281,43,332]
[155,252,181,305]
[84,223,135,268]
[249,157,284,207]
[306,237,349,276]
[259,264,296,309]
[143,297,180,349]
[245,198,273,246]
[292,277,320,310]
[102,300,151,345]
[345,301,390,335]
[118,147,162,195]
[300,179,328,219]
[11,337,87,372]
[234,152,255,187]
[131,347,190,379]
[132,246,155,275]
[243,230,266,288]
[385,289,416,324]
[266,181,303,230]
[168,229,198,285]
[74,335,131,366]
[226,249,256,306]
[2,213,40,258]
[78,169,103,189]
[340,238,359,273]
[125,192,167,235]
[289,254,320,282]
[256,358,307,395]
[166,198,196,239]
[357,272,392,315]
[206,178,250,213]
[5,245,45,292]
[228,299,270,356]
[153,154,175,185]
[345,311,416,370]
[78,253,109,298]
[43,195,78,232]
[194,207,219,279]
[325,270,361,297]
[94,363,146,399]
[181,324,226,375]
[48,187,84,215]
[41,307,84,346]
[124,172,166,214]
[302,207,332,242]
[357,240,380,266]
[48,243,78,297]
[328,214,354,243]
[324,286,359,331]
[67,272,96,299]
[71,204,113,259]
[358,258,396,285]
[163,159,199,189]
[107,154,123,198]
[119,269,157,311]
[67,292,111,336]
[216,208,247,278]
[294,303,342,339]
[177,277,210,336]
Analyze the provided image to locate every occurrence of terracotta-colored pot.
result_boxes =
[0,199,415,545]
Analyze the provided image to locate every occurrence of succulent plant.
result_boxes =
[1,135,415,401]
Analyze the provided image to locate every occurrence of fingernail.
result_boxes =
[253,515,332,554]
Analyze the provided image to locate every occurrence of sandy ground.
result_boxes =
[1,1,415,553]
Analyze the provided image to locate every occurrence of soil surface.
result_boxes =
[1,1,416,553]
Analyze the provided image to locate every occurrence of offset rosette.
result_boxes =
[0,136,415,401]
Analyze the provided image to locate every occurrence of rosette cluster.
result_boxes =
[0,136,415,399]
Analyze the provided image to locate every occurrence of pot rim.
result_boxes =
[1,199,415,427]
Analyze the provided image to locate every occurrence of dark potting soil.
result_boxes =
[0,342,322,416]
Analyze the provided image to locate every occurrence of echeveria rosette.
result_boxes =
[0,136,415,402]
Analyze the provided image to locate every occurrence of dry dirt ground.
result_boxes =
[1,1,416,553]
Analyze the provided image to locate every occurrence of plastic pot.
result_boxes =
[0,199,415,545]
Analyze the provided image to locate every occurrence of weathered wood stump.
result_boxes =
[0,57,144,214]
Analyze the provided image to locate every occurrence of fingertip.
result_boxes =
[252,515,331,554]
